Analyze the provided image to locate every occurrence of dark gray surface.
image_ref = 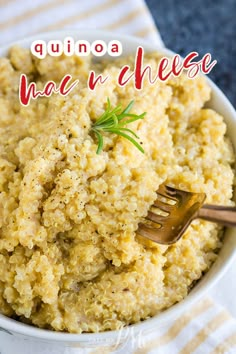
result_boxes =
[145,0,236,107]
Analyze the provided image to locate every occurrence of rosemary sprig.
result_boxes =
[91,98,146,154]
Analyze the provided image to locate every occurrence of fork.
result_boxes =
[138,184,236,245]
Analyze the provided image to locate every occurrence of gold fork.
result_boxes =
[138,184,236,245]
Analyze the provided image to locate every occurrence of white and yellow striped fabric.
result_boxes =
[119,298,236,354]
[0,0,163,46]
[0,1,235,354]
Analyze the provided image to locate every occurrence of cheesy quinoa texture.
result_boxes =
[0,46,234,333]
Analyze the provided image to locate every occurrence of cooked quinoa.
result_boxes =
[0,46,234,333]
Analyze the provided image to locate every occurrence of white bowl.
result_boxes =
[0,29,236,349]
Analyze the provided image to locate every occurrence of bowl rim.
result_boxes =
[0,28,236,343]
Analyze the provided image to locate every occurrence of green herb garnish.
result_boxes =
[91,98,146,154]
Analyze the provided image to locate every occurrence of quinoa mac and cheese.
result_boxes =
[0,46,234,333]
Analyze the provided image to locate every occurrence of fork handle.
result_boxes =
[197,205,236,227]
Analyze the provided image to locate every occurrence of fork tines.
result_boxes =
[156,184,179,202]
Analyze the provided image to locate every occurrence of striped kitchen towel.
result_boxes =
[0,0,164,46]
[124,298,236,354]
[0,1,235,354]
